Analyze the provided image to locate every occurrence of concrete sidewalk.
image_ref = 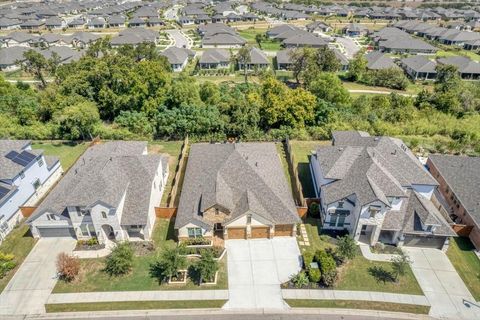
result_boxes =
[282,289,430,306]
[47,290,229,304]
[358,244,399,262]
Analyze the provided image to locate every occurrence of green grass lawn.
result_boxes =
[52,219,228,293]
[148,141,184,206]
[342,81,429,95]
[447,237,480,301]
[46,300,227,312]
[237,28,281,51]
[289,140,330,198]
[436,49,480,62]
[301,218,423,295]
[31,141,89,171]
[0,223,36,293]
[275,142,293,193]
[285,299,430,314]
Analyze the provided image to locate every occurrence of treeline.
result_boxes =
[0,41,479,155]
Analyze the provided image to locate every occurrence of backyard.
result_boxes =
[237,28,281,51]
[447,237,480,301]
[300,217,423,295]
[31,141,89,171]
[53,218,228,293]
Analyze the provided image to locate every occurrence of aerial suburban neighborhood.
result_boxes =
[0,0,479,320]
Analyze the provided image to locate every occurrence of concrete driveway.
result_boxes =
[0,238,76,315]
[165,29,191,49]
[334,36,360,59]
[223,237,302,310]
[403,247,479,319]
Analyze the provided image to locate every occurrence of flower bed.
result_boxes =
[182,237,212,247]
[130,241,155,256]
[180,246,225,259]
[74,238,104,251]
[168,270,187,284]
[201,271,219,285]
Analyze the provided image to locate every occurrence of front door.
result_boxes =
[360,224,367,235]
[214,223,223,231]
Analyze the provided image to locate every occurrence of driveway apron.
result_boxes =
[224,237,302,310]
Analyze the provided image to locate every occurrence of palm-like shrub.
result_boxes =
[150,246,187,282]
[193,249,219,283]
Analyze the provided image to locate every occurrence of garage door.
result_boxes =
[251,227,270,238]
[227,228,246,239]
[274,224,294,237]
[404,235,446,249]
[38,227,76,238]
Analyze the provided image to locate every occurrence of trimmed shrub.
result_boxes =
[193,249,219,283]
[150,246,188,282]
[315,250,337,275]
[290,271,309,288]
[0,252,16,279]
[336,235,357,261]
[302,250,314,269]
[56,253,80,282]
[308,267,321,283]
[104,242,134,276]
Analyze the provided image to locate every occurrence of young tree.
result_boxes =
[104,242,134,276]
[150,246,187,282]
[255,33,263,49]
[336,235,357,260]
[347,50,368,82]
[391,252,411,282]
[193,249,219,283]
[56,253,80,282]
[236,46,252,84]
[20,50,49,88]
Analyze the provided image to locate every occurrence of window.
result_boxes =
[338,201,344,208]
[329,214,338,227]
[101,211,107,219]
[32,179,41,190]
[247,215,252,224]
[369,206,381,218]
[337,214,346,227]
[87,224,95,236]
[80,224,89,236]
[38,158,44,167]
[20,171,25,179]
[47,214,56,221]
[187,227,202,238]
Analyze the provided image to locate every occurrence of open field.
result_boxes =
[285,299,430,314]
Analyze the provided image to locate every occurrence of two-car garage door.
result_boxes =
[227,225,294,239]
[403,235,446,249]
[37,227,76,238]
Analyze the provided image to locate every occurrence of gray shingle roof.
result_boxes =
[29,141,167,226]
[438,56,480,74]
[429,155,480,226]
[199,48,230,64]
[175,143,300,230]
[0,140,32,180]
[401,55,437,73]
[160,47,194,64]
[365,51,398,70]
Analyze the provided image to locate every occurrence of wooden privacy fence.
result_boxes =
[20,206,37,218]
[452,224,474,237]
[167,136,189,208]
[284,137,307,207]
[155,207,177,219]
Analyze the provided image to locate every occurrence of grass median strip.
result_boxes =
[45,300,227,313]
[285,299,430,314]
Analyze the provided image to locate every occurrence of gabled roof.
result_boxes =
[0,140,32,180]
[282,32,328,47]
[401,55,437,73]
[160,47,195,64]
[199,48,230,64]
[365,51,398,70]
[175,143,300,230]
[438,56,480,74]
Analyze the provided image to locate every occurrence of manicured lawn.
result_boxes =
[46,300,227,312]
[447,237,480,301]
[275,142,293,193]
[237,28,281,51]
[302,218,423,295]
[289,140,330,198]
[31,141,89,171]
[148,141,184,206]
[342,81,430,95]
[436,49,480,62]
[0,223,36,293]
[52,219,228,293]
[285,299,430,314]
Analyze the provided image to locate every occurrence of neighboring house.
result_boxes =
[174,143,301,241]
[400,55,437,80]
[0,140,62,242]
[276,48,293,70]
[333,49,349,71]
[44,17,64,30]
[306,21,332,34]
[437,56,480,80]
[282,32,328,48]
[309,131,455,249]
[28,142,168,244]
[198,48,230,69]
[365,51,398,70]
[427,155,480,250]
[201,33,246,48]
[110,28,158,47]
[238,47,270,70]
[70,32,101,48]
[343,23,369,37]
[0,18,20,30]
[160,47,195,72]
[0,46,30,71]
[378,37,438,54]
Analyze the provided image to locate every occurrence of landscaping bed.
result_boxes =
[75,238,104,251]
[285,299,430,314]
[46,300,227,313]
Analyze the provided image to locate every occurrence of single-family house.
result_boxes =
[238,47,270,70]
[198,48,230,69]
[437,56,480,80]
[427,155,480,250]
[400,56,437,80]
[27,141,168,244]
[343,23,369,37]
[174,143,301,241]
[309,131,455,249]
[160,47,195,72]
[365,51,398,70]
[0,140,62,241]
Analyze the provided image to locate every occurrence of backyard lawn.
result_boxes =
[31,141,89,171]
[447,237,480,301]
[52,218,228,293]
[301,218,423,295]
[46,300,227,312]
[148,141,184,206]
[237,28,281,51]
[0,223,36,293]
[285,299,430,314]
[289,140,330,198]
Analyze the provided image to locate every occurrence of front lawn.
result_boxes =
[46,300,227,312]
[447,237,480,301]
[285,299,430,314]
[148,141,184,206]
[32,141,89,171]
[0,223,36,293]
[53,219,228,293]
[300,218,423,295]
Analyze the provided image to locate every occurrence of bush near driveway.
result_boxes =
[56,253,80,282]
[150,246,187,283]
[0,252,16,279]
[104,242,134,276]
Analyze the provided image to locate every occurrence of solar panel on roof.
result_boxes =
[19,151,36,162]
[5,151,19,160]
[12,157,30,167]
